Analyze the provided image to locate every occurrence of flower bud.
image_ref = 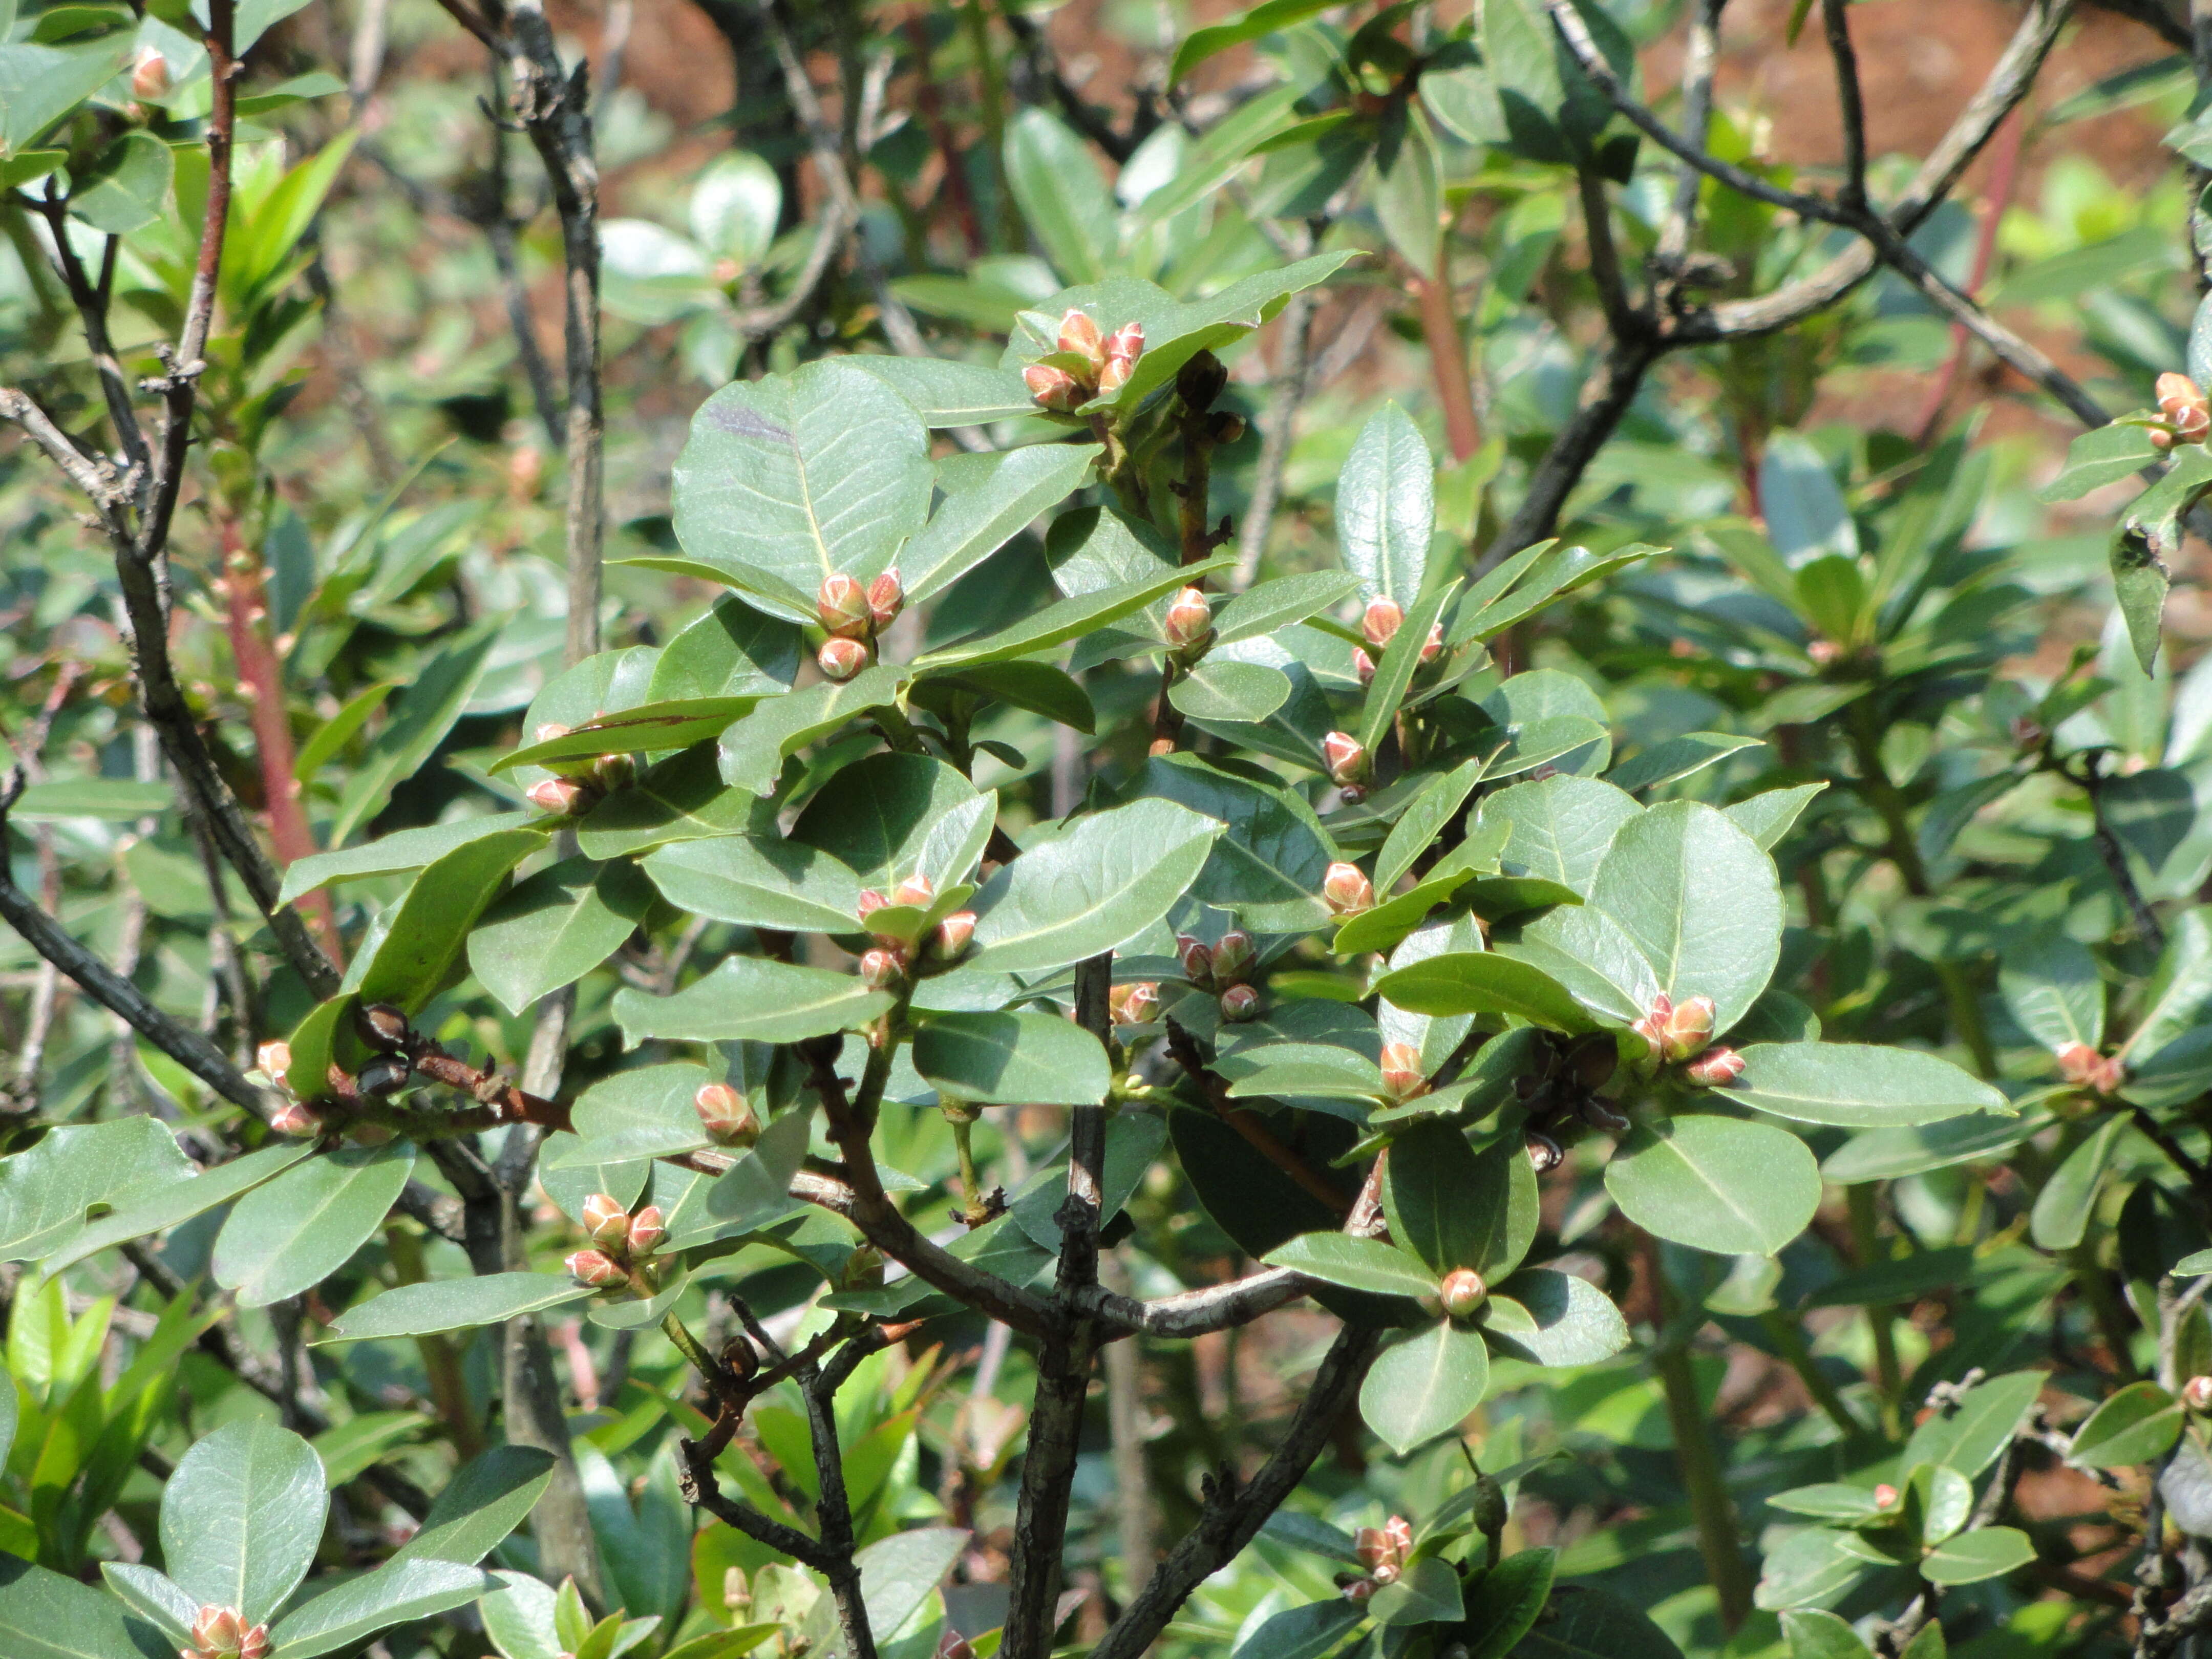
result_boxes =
[1323,862,1374,916]
[1525,1129,1563,1173]
[1111,982,1159,1026]
[191,1607,245,1656]
[1470,1474,1507,1537]
[627,1205,666,1257]
[1873,1483,1899,1509]
[2187,1375,2212,1412]
[1683,1046,1745,1087]
[891,872,937,910]
[1025,363,1086,412]
[1177,934,1214,987]
[355,1054,410,1097]
[1362,597,1403,649]
[2159,372,2206,421]
[565,1249,625,1287]
[582,1193,631,1250]
[2180,406,2210,443]
[535,721,572,745]
[1322,731,1368,789]
[1098,321,1144,396]
[592,752,635,794]
[1380,1042,1428,1102]
[857,889,889,921]
[1341,1577,1377,1603]
[1163,586,1213,650]
[1219,983,1260,1022]
[2153,427,2178,451]
[1439,1267,1486,1318]
[355,1002,411,1053]
[867,568,904,631]
[1353,648,1376,687]
[1210,929,1256,984]
[842,1243,886,1289]
[256,1040,291,1078]
[1630,994,1673,1057]
[818,573,873,639]
[932,910,977,960]
[861,946,907,989]
[527,776,591,816]
[694,1082,759,1148]
[1058,308,1104,364]
[237,1627,270,1659]
[2056,1042,2106,1086]
[818,635,870,681]
[935,1632,977,1659]
[1420,623,1443,664]
[1208,411,1246,445]
[1662,994,1716,1062]
[269,1102,321,1137]
[133,50,171,101]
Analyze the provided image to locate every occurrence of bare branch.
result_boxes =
[1073,1266,1308,1338]
[1654,0,1727,269]
[1820,0,1869,213]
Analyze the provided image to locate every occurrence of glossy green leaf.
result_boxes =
[546,1062,719,1169]
[1726,783,1826,852]
[1123,754,1334,933]
[2030,1113,2126,1251]
[1373,951,1590,1032]
[1729,1043,2005,1128]
[1384,1122,1537,1279]
[1605,1114,1819,1256]
[1484,1269,1630,1367]
[645,595,804,703]
[468,856,654,1014]
[642,833,861,934]
[1375,755,1488,896]
[280,813,539,907]
[1357,579,1457,755]
[1168,659,1292,725]
[1004,108,1116,282]
[331,628,499,844]
[42,1141,313,1274]
[1262,1232,1439,1298]
[1338,402,1434,606]
[612,957,892,1045]
[2000,930,2105,1053]
[1214,571,1361,646]
[160,1419,327,1624]
[916,555,1236,670]
[1606,732,1762,796]
[212,1141,417,1308]
[912,1010,1112,1105]
[903,442,1100,603]
[1919,1526,2036,1585]
[0,1117,191,1262]
[2069,1380,2183,1466]
[970,797,1220,972]
[1902,1370,2044,1479]
[792,751,995,891]
[1477,773,1641,895]
[1224,1598,1366,1659]
[1510,1584,1687,1659]
[0,1557,157,1659]
[1456,1547,1556,1659]
[321,1273,591,1344]
[355,830,547,1012]
[1780,1609,1873,1659]
[1591,800,1781,1036]
[1360,1320,1489,1456]
[270,1559,492,1658]
[495,698,761,774]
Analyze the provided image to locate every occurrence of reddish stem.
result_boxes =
[1412,263,1481,462]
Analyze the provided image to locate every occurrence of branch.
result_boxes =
[1654,0,1726,270]
[800,1360,877,1659]
[1820,0,1869,213]
[1090,1324,1382,1659]
[1072,1266,1308,1338]
[1575,168,1638,340]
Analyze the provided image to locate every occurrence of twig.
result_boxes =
[2084,752,2168,949]
[1820,0,1870,213]
[1654,0,1727,272]
[1235,253,1319,587]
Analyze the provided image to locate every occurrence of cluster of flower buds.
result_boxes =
[1438,1266,1486,1319]
[1322,731,1371,800]
[852,874,975,975]
[1110,982,1160,1026]
[523,724,637,817]
[1025,310,1145,411]
[1163,586,1213,654]
[693,1082,760,1148]
[1180,930,1260,1022]
[2187,1375,2212,1412]
[1337,1516,1414,1600]
[1379,1041,1429,1104]
[1323,861,1375,918]
[183,1607,270,1659]
[1349,595,1444,685]
[2055,1041,2125,1095]
[814,569,905,680]
[1629,992,1740,1086]
[2156,372,2211,449]
[565,1192,665,1287]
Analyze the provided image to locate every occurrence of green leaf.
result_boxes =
[1008,1113,1169,1252]
[1376,755,1487,897]
[670,360,933,622]
[1729,1043,2005,1128]
[792,750,995,890]
[278,813,538,907]
[1822,1110,2051,1183]
[912,1011,1112,1105]
[1360,1321,1489,1457]
[1781,1609,1874,1659]
[2068,1379,2183,1466]
[480,1571,564,1659]
[970,797,1220,972]
[1592,800,1782,1036]
[1262,1232,1440,1298]
[2039,420,2162,501]
[320,1273,590,1344]
[0,1117,192,1262]
[0,36,133,151]
[1224,1598,1367,1659]
[1373,951,1591,1032]
[1607,733,1762,796]
[1999,930,2105,1053]
[641,833,860,934]
[1330,864,1478,956]
[212,1141,417,1309]
[1726,783,1827,852]
[99,1564,196,1643]
[1483,1268,1630,1367]
[546,1062,719,1169]
[917,555,1237,670]
[1477,773,1641,895]
[714,666,908,795]
[160,1420,327,1624]
[910,660,1096,732]
[848,1527,969,1648]
[1605,1114,1820,1256]
[1511,1583,1687,1659]
[1215,571,1362,646]
[1005,108,1117,282]
[1920,1526,2036,1586]
[1503,904,1662,1027]
[645,594,804,704]
[0,1557,158,1659]
[613,956,892,1045]
[1168,659,1292,725]
[904,443,1100,603]
[1169,0,1339,81]
[331,628,499,845]
[494,697,763,774]
[664,1108,813,1248]
[269,1559,492,1659]
[1122,754,1334,933]
[1358,578,1459,757]
[356,829,547,1012]
[2030,1113,2126,1251]
[68,129,172,233]
[467,856,654,1014]
[7,777,172,820]
[41,1141,313,1274]
[1337,402,1434,606]
[1456,1547,1556,1659]
[849,356,1035,427]
[1902,1370,2044,1479]
[1384,1122,1537,1279]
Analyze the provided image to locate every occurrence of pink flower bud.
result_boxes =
[1420,623,1443,663]
[581,1192,631,1250]
[1098,321,1144,396]
[1322,731,1368,789]
[527,776,590,816]
[2188,1376,2212,1412]
[1385,1515,1413,1552]
[1211,929,1256,984]
[867,568,904,631]
[1342,1578,1377,1603]
[627,1205,666,1257]
[857,889,889,920]
[2153,427,2178,451]
[1323,862,1373,916]
[1362,597,1403,648]
[935,1633,977,1659]
[891,872,937,909]
[818,636,870,681]
[1380,1042,1428,1102]
[1219,984,1260,1022]
[1683,1046,1745,1087]
[1025,364,1086,412]
[1058,308,1104,364]
[2055,1042,2103,1085]
[1439,1267,1486,1318]
[192,1607,245,1655]
[818,573,873,639]
[2180,406,2209,443]
[1873,1483,1899,1509]
[236,1626,270,1659]
[1662,994,1716,1061]
[269,1102,321,1137]
[931,910,977,960]
[1630,994,1673,1056]
[861,946,907,989]
[132,50,170,100]
[256,1040,291,1078]
[1111,982,1159,1026]
[1353,648,1376,687]
[565,1249,624,1287]
[694,1082,760,1148]
[1163,586,1213,650]
[2159,372,2206,421]
[1176,934,1214,988]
